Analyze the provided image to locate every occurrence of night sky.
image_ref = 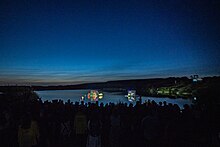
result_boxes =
[1,0,220,85]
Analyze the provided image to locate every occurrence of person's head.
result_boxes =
[90,110,99,121]
[148,108,157,117]
[21,113,31,129]
[163,101,167,106]
[183,104,190,110]
[0,112,6,126]
[112,107,119,116]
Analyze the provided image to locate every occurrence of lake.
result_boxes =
[35,89,192,109]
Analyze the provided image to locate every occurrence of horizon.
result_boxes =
[1,0,220,85]
[0,75,218,87]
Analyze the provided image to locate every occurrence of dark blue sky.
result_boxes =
[1,0,220,85]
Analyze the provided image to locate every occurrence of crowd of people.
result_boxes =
[0,97,219,147]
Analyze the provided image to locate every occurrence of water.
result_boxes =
[35,89,192,109]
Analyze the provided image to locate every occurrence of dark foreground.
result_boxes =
[1,96,220,147]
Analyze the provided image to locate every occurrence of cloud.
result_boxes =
[0,63,219,86]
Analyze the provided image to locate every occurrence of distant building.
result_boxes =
[191,75,202,82]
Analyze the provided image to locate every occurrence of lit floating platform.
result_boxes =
[80,90,104,102]
[125,90,136,102]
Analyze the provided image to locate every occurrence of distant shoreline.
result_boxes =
[1,76,220,100]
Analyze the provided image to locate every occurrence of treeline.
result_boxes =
[32,77,192,91]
